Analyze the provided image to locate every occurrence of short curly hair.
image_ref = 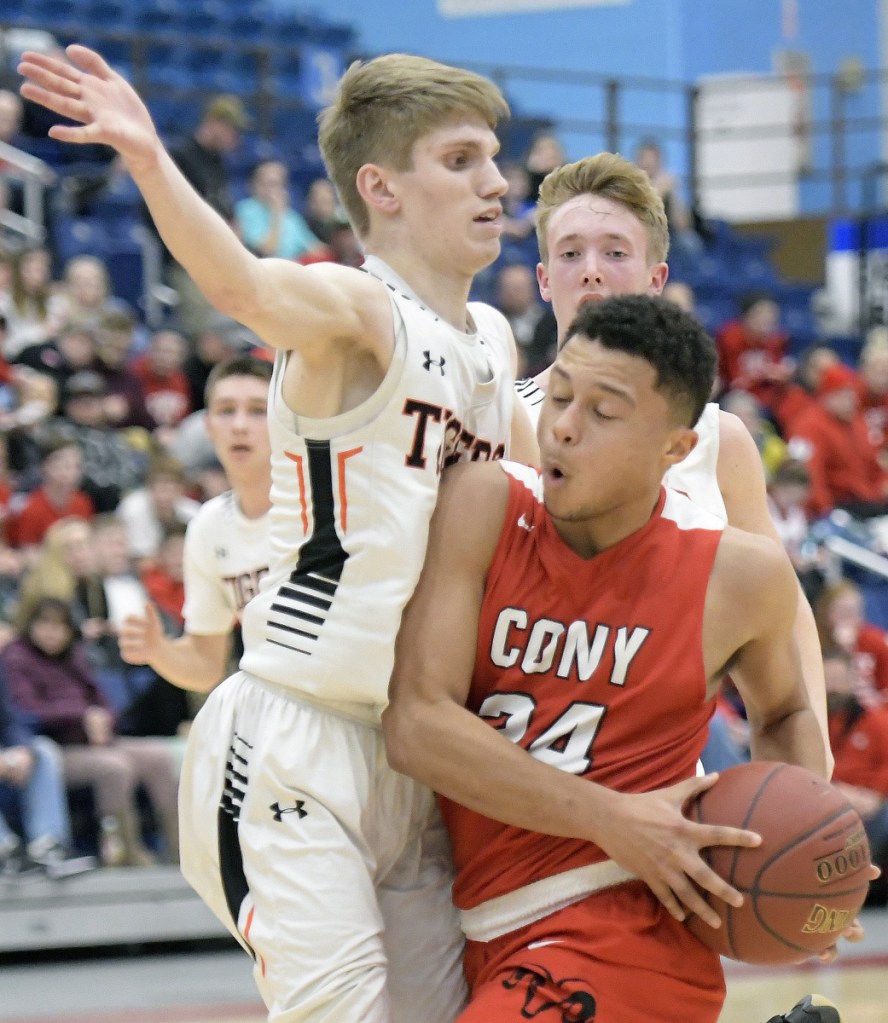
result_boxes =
[563,295,715,426]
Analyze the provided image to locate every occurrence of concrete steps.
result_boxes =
[0,865,228,953]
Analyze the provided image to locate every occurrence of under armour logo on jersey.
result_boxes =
[270,800,308,823]
[517,514,534,532]
[423,351,446,375]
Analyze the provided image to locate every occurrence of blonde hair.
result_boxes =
[317,53,509,238]
[14,517,91,628]
[536,152,669,265]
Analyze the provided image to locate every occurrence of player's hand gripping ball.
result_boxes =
[684,761,872,964]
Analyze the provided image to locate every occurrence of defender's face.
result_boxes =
[388,118,508,276]
[538,195,667,342]
[205,376,271,476]
[538,336,677,531]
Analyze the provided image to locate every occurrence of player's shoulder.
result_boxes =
[434,460,515,561]
[715,524,796,607]
[185,491,235,532]
[439,458,512,505]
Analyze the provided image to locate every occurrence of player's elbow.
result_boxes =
[381,697,425,779]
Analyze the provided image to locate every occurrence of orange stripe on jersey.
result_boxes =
[337,446,363,531]
[243,905,266,976]
[284,450,309,534]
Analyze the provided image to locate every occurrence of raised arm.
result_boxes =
[18,46,391,359]
[716,408,831,774]
[383,461,760,926]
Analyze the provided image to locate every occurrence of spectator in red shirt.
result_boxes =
[823,645,888,904]
[6,436,94,552]
[715,289,793,410]
[140,522,186,631]
[815,578,888,706]
[786,361,888,518]
[771,342,841,437]
[131,328,192,438]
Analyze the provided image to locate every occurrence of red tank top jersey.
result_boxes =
[441,461,725,911]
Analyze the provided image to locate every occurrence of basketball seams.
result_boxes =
[684,761,871,964]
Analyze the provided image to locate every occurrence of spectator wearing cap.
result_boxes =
[715,289,794,411]
[35,371,148,513]
[235,160,327,262]
[5,435,95,553]
[159,94,251,338]
[787,361,888,518]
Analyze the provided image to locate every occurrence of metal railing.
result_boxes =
[0,137,53,245]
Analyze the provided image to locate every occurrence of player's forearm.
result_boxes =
[749,706,829,780]
[383,695,615,841]
[792,587,833,776]
[129,146,258,319]
[142,634,227,693]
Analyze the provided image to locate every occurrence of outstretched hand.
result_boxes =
[595,772,761,929]
[18,45,161,175]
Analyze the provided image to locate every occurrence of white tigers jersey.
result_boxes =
[182,491,272,635]
[239,257,515,715]
[665,402,726,522]
[515,378,728,522]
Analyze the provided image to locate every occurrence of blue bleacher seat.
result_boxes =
[82,0,132,23]
[179,0,229,38]
[223,3,270,43]
[131,0,178,34]
[52,216,111,265]
[31,0,79,28]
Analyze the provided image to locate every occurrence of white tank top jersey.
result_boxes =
[239,257,515,714]
[182,490,272,634]
[514,380,728,521]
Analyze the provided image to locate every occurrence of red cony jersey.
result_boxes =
[441,461,725,910]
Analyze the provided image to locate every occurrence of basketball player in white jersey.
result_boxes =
[514,152,831,771]
[19,44,536,1023]
[118,356,273,692]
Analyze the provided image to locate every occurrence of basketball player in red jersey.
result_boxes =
[385,296,872,1023]
[516,153,831,776]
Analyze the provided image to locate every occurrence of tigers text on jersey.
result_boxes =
[515,381,728,522]
[239,263,515,714]
[182,490,271,634]
[440,461,725,911]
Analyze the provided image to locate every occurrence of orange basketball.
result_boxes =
[684,761,872,964]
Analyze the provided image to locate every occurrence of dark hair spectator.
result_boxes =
[0,596,179,866]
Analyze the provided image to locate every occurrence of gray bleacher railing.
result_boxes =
[0,137,53,245]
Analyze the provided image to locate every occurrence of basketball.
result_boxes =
[684,761,872,964]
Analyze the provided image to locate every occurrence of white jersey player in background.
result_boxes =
[514,152,831,768]
[19,43,536,1023]
[118,356,273,692]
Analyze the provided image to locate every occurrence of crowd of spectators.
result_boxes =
[1,65,888,906]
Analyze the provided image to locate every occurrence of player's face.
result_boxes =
[386,118,507,277]
[538,195,668,342]
[205,376,271,479]
[537,336,691,551]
